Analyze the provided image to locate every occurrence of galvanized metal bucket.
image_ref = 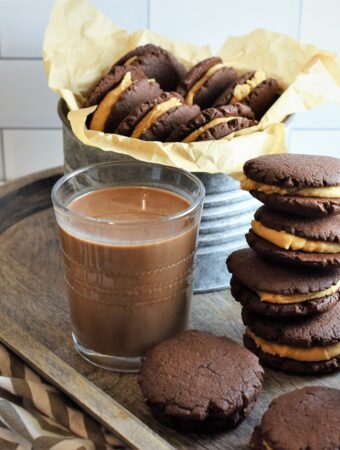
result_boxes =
[58,100,292,292]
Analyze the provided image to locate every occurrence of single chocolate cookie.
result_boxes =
[214,70,281,119]
[250,386,340,450]
[242,302,340,374]
[112,44,186,91]
[227,248,340,317]
[167,104,256,143]
[244,153,340,187]
[139,330,264,431]
[247,206,340,268]
[176,57,237,109]
[241,154,340,217]
[115,92,200,141]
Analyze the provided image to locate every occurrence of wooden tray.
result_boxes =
[0,168,338,450]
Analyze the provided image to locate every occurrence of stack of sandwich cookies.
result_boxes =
[227,248,340,317]
[227,153,340,375]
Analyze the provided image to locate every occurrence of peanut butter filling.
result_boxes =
[131,97,182,139]
[262,442,272,450]
[182,116,237,143]
[246,328,340,362]
[252,220,340,253]
[257,279,340,304]
[231,70,266,104]
[123,56,138,66]
[184,63,229,105]
[90,72,133,132]
[240,175,340,198]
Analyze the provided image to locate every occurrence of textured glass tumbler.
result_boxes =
[52,161,205,372]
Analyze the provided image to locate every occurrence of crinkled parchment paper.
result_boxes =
[43,0,340,175]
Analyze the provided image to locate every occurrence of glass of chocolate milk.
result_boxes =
[52,161,205,372]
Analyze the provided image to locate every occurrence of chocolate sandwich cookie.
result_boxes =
[214,70,281,119]
[112,44,186,91]
[115,92,200,141]
[84,66,162,133]
[166,104,256,143]
[83,65,145,108]
[139,330,263,431]
[176,57,237,109]
[227,248,340,317]
[242,302,340,374]
[241,154,340,218]
[251,386,340,450]
[246,206,340,268]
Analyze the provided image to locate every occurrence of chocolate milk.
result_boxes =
[59,186,197,357]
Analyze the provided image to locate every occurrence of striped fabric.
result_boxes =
[0,344,128,450]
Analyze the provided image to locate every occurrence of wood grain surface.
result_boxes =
[0,169,339,450]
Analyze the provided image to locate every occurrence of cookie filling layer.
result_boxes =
[131,97,182,139]
[182,116,238,143]
[257,279,340,304]
[124,56,138,66]
[240,175,340,198]
[252,220,340,253]
[246,328,340,362]
[231,70,266,104]
[90,72,133,131]
[184,63,229,105]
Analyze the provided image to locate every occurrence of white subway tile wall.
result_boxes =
[149,0,301,52]
[3,129,63,179]
[290,130,340,155]
[0,0,339,180]
[0,60,59,128]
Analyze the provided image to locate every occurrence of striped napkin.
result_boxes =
[0,343,128,450]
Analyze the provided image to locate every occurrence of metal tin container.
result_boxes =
[193,172,258,292]
[58,100,291,292]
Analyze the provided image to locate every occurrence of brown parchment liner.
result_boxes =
[43,0,340,176]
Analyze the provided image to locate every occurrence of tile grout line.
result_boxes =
[0,56,42,61]
[292,127,340,132]
[297,0,304,41]
[0,129,7,181]
[1,127,61,131]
